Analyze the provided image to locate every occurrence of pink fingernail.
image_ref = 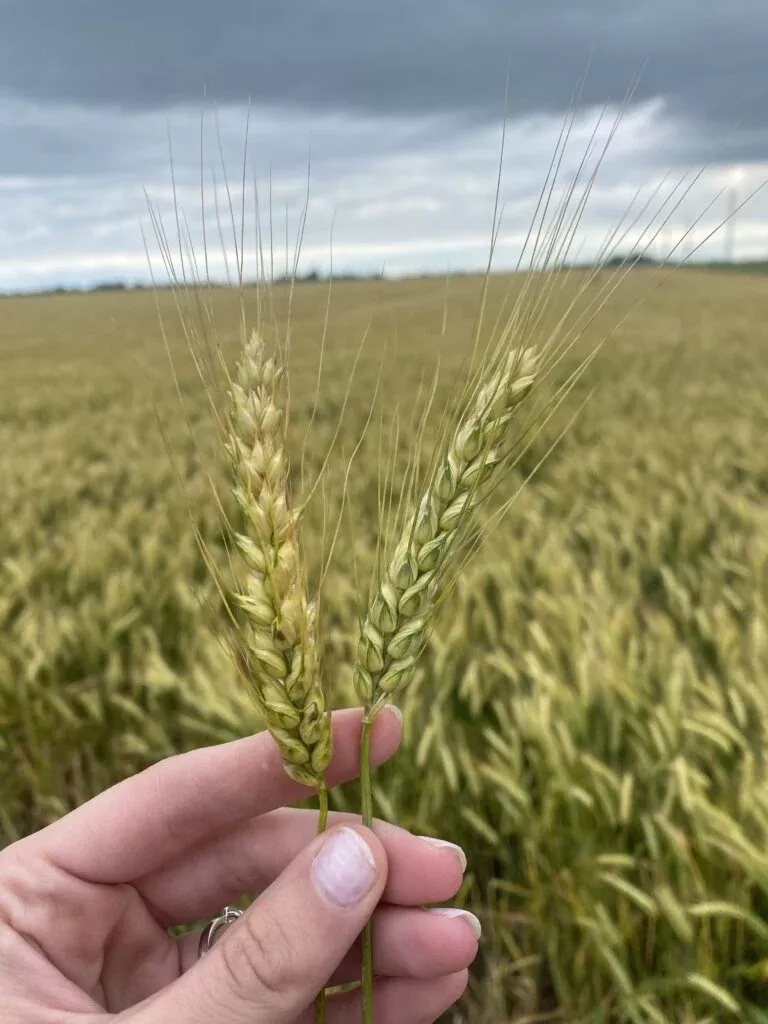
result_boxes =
[417,836,467,873]
[312,827,377,908]
[430,907,482,940]
[383,703,403,726]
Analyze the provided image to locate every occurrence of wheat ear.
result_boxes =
[354,345,539,712]
[227,329,332,787]
[353,345,538,1024]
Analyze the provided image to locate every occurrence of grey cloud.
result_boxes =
[0,1,766,146]
[0,92,470,180]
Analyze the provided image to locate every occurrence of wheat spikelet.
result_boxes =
[227,329,332,786]
[354,346,539,712]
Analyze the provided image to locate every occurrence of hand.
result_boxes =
[0,708,478,1023]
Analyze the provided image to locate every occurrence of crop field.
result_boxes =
[2,266,768,1020]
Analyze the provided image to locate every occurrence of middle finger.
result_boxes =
[138,809,466,926]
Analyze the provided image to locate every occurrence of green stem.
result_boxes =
[360,711,375,1024]
[315,783,329,1024]
[317,781,329,833]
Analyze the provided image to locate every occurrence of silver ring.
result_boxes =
[198,906,244,958]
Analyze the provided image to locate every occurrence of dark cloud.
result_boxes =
[1,0,766,144]
[0,94,468,181]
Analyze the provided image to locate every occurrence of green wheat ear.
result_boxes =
[354,345,539,712]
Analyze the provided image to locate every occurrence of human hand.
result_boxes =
[0,708,478,1022]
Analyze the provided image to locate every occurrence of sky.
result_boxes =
[1,1,767,293]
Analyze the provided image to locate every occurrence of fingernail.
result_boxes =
[383,703,403,726]
[429,908,482,941]
[417,836,467,873]
[312,827,377,908]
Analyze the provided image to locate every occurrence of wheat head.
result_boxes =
[354,345,539,712]
[228,329,332,786]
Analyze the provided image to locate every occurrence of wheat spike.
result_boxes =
[228,329,332,785]
[355,346,538,711]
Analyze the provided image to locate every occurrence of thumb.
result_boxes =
[146,825,387,1024]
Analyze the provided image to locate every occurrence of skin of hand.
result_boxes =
[0,707,479,1023]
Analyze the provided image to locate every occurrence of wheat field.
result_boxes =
[2,266,768,1020]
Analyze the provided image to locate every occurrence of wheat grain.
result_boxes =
[227,329,332,786]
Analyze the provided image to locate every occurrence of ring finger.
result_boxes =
[177,903,481,981]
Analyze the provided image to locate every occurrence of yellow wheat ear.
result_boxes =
[227,329,332,786]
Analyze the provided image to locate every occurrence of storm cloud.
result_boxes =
[1,1,766,135]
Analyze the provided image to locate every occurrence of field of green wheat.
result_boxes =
[2,266,768,1021]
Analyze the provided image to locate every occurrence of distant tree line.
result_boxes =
[3,257,767,299]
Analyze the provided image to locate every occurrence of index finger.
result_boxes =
[15,706,402,883]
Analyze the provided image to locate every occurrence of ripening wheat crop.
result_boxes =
[2,265,768,1020]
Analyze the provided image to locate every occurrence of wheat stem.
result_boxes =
[314,783,330,1024]
[360,713,375,1024]
[317,782,329,833]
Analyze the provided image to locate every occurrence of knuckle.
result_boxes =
[210,840,261,900]
[216,907,295,1010]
